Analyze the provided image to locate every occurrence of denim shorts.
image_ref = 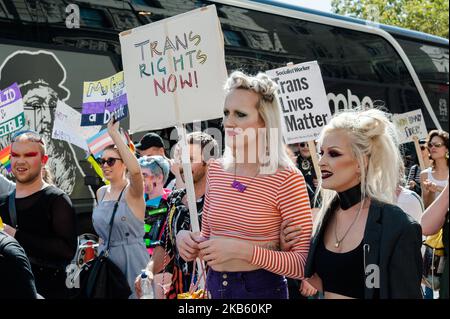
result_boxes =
[206,268,288,299]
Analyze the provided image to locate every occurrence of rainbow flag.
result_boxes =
[0,145,11,173]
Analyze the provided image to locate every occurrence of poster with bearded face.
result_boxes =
[0,46,120,213]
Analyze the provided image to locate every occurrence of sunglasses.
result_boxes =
[299,142,309,148]
[11,130,44,145]
[428,142,445,149]
[96,157,122,167]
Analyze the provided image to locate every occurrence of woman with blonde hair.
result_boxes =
[177,71,313,299]
[304,109,423,299]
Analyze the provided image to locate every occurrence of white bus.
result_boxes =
[0,0,448,231]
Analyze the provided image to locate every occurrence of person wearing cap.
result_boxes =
[136,133,166,157]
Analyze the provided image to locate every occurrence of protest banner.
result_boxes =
[119,5,227,133]
[120,6,227,287]
[393,109,428,169]
[266,61,332,179]
[81,71,128,126]
[52,100,101,152]
[0,83,25,137]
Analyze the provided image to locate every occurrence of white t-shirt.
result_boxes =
[396,186,424,223]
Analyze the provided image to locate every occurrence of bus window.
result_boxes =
[80,7,112,29]
[397,38,449,131]
[213,2,437,130]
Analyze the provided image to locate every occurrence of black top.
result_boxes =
[0,186,77,266]
[160,188,204,297]
[144,194,169,250]
[161,188,204,272]
[315,236,365,299]
[0,231,37,299]
[305,199,423,299]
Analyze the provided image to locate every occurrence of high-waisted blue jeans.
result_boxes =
[206,269,288,299]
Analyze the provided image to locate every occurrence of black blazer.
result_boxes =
[305,199,423,299]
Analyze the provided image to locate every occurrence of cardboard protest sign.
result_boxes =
[392,109,428,144]
[119,5,227,133]
[81,71,128,126]
[52,100,101,152]
[0,83,25,137]
[266,61,331,144]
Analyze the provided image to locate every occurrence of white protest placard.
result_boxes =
[392,109,428,144]
[52,100,101,151]
[0,83,25,137]
[266,61,331,144]
[119,5,227,133]
[81,71,128,126]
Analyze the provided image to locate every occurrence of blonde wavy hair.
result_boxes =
[315,108,402,230]
[223,71,295,173]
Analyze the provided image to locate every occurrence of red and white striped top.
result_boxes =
[201,160,313,279]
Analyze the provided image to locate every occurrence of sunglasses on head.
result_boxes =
[96,157,122,167]
[428,142,445,149]
[11,130,44,145]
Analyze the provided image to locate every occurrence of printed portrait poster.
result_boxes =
[393,109,428,144]
[120,5,227,133]
[81,71,128,126]
[266,61,331,144]
[0,46,118,202]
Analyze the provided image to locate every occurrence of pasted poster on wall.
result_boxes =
[0,46,118,207]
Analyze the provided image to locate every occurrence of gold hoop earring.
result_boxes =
[446,151,449,160]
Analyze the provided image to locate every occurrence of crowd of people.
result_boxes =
[0,70,448,300]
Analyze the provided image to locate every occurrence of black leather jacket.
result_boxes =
[305,199,423,299]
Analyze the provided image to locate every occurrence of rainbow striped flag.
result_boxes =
[86,129,114,158]
[0,145,11,173]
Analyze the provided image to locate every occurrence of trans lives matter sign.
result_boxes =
[266,61,331,144]
[119,5,227,133]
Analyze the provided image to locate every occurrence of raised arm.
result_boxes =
[107,118,144,219]
[421,181,449,235]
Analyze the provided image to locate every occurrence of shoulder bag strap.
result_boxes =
[8,190,18,229]
[104,185,127,255]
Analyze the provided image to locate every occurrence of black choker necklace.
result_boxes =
[337,184,362,210]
